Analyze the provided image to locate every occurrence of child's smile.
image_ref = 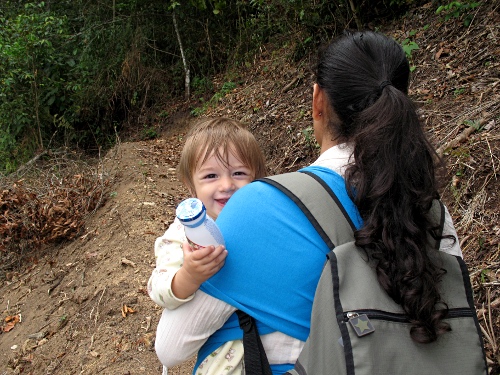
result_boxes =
[193,147,253,219]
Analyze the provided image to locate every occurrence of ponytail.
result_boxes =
[317,31,451,343]
[346,87,451,343]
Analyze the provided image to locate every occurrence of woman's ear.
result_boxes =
[312,84,325,121]
[312,84,340,151]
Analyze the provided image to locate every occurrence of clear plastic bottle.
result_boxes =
[176,198,225,249]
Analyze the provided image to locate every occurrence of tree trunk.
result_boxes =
[172,10,190,100]
[347,0,363,30]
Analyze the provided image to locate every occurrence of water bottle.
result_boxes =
[176,198,225,249]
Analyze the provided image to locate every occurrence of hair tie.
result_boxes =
[379,81,392,90]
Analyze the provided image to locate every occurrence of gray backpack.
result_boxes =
[256,171,488,375]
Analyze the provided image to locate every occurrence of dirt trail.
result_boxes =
[1,137,197,374]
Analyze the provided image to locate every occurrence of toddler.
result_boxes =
[148,117,267,374]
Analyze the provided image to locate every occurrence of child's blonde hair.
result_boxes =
[178,117,267,195]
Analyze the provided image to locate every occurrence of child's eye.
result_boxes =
[233,171,248,177]
[203,173,217,179]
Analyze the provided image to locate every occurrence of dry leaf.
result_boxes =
[1,314,21,332]
[136,333,154,349]
[21,353,34,363]
[2,321,17,332]
[435,45,444,57]
[121,304,136,317]
[5,315,20,323]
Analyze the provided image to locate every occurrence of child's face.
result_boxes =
[193,148,253,219]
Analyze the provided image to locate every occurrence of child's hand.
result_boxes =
[182,242,227,284]
[171,242,227,300]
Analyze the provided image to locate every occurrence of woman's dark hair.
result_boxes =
[316,30,451,343]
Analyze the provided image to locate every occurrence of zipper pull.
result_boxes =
[347,312,375,337]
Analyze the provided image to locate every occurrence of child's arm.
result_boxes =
[171,242,227,299]
[147,218,195,309]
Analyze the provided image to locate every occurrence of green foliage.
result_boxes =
[190,106,205,117]
[142,126,158,140]
[191,81,237,116]
[0,0,437,173]
[192,76,214,99]
[158,110,170,118]
[292,36,314,62]
[464,119,483,131]
[389,0,416,5]
[402,39,419,59]
[450,146,470,159]
[218,82,237,98]
[0,2,75,173]
[302,126,319,150]
[0,0,181,174]
[401,30,419,58]
[400,30,419,72]
[436,1,481,26]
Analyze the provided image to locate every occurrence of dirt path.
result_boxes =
[0,137,197,374]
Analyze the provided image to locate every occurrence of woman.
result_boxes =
[154,30,462,375]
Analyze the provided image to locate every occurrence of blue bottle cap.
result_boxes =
[176,198,206,226]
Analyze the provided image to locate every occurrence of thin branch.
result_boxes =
[486,138,498,181]
[172,9,190,100]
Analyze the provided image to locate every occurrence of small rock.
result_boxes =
[28,331,47,340]
[121,258,136,267]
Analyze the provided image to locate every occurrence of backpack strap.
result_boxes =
[261,170,356,248]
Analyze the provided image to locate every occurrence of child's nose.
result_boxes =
[219,176,235,192]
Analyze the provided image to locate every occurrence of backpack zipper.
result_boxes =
[344,307,475,324]
[343,307,474,338]
[344,310,409,323]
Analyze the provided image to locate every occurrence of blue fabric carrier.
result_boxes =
[195,166,363,374]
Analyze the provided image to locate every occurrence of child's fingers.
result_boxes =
[194,246,227,267]
[206,251,227,274]
[203,246,227,266]
[189,245,216,260]
[213,248,228,264]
